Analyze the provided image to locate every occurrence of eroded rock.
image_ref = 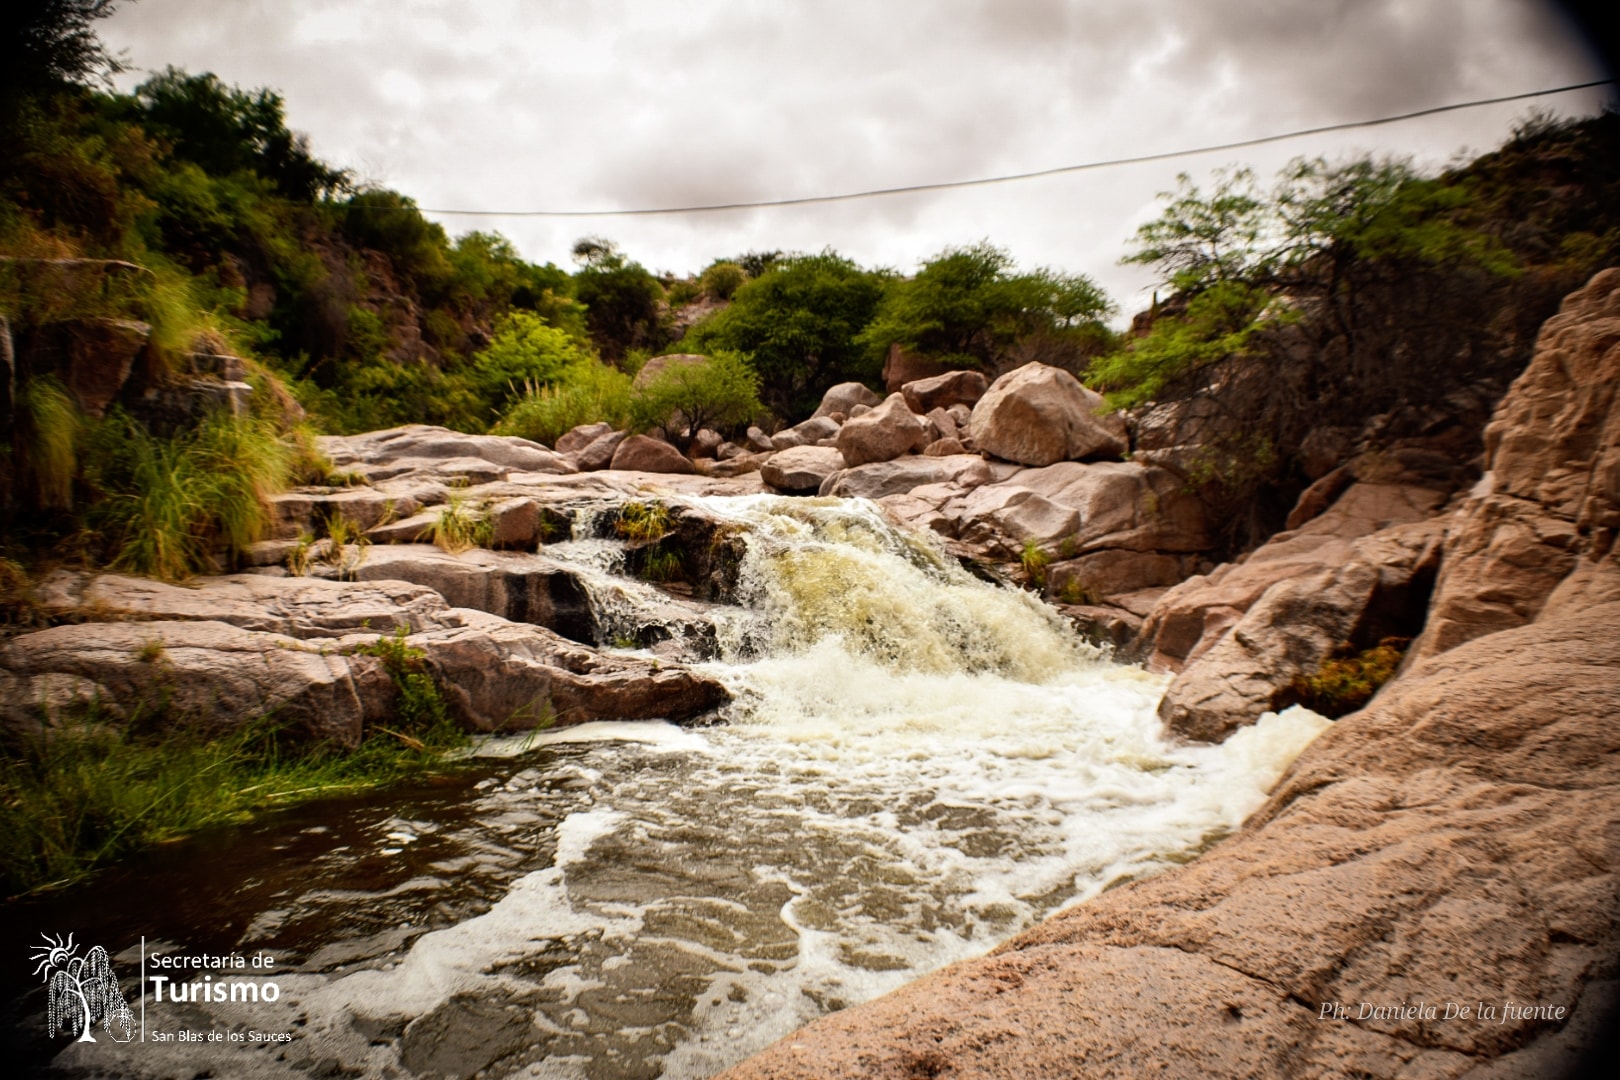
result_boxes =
[967,362,1127,466]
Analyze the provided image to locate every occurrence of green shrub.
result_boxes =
[492,360,634,446]
[1288,637,1409,718]
[1020,539,1051,588]
[471,310,594,408]
[615,500,671,544]
[628,350,763,447]
[700,260,746,300]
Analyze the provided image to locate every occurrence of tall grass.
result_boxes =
[85,411,292,580]
[12,376,81,510]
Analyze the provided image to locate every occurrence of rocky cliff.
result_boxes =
[715,269,1620,1078]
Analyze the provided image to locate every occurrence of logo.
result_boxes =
[30,933,136,1043]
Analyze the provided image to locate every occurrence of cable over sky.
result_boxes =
[413,79,1615,219]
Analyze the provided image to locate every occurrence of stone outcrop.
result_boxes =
[967,362,1128,466]
[1414,267,1620,660]
[0,620,384,745]
[834,393,931,467]
[769,415,840,451]
[720,599,1620,1080]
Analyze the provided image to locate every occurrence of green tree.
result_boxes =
[629,351,763,449]
[682,250,889,419]
[134,67,348,201]
[1,0,123,137]
[858,241,1113,374]
[472,311,593,409]
[571,237,666,362]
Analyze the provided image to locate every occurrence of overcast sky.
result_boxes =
[99,0,1612,318]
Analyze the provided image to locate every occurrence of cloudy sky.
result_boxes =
[99,0,1612,317]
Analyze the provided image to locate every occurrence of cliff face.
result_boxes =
[716,271,1620,1078]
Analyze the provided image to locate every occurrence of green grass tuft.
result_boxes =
[431,494,492,554]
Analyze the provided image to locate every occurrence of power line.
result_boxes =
[412,78,1615,219]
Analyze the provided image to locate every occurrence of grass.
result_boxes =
[11,376,81,511]
[85,412,293,581]
[0,709,468,898]
[431,494,493,554]
[615,500,671,544]
[1020,539,1051,588]
[640,547,684,583]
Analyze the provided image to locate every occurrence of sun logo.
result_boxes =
[30,933,136,1043]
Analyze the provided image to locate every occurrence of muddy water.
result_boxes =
[8,496,1328,1079]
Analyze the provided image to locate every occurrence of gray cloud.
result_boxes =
[98,0,1610,312]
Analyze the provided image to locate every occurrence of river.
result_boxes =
[5,495,1328,1079]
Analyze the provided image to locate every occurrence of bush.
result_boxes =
[1288,637,1409,718]
[492,360,634,446]
[700,260,746,300]
[471,310,593,407]
[628,351,763,448]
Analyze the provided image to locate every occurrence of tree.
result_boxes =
[570,237,666,362]
[629,351,763,449]
[858,242,1114,374]
[682,250,889,419]
[2,1,124,129]
[134,67,348,200]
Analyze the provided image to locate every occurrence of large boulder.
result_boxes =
[570,429,627,472]
[720,600,1620,1080]
[901,369,989,414]
[967,362,1127,466]
[1134,482,1448,672]
[555,422,615,455]
[609,434,697,474]
[833,393,930,467]
[1158,517,1444,742]
[812,381,883,419]
[760,445,847,494]
[1414,267,1620,660]
[396,611,729,730]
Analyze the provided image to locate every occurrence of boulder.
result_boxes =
[571,429,626,472]
[833,393,930,467]
[1047,551,1198,603]
[760,446,847,494]
[923,407,959,443]
[922,437,967,457]
[609,434,697,474]
[821,454,995,500]
[769,415,840,451]
[1134,482,1447,672]
[720,600,1620,1080]
[1009,461,1208,554]
[690,428,724,458]
[555,422,614,455]
[398,611,729,730]
[967,363,1128,466]
[901,369,989,413]
[811,381,883,419]
[0,620,379,746]
[1158,517,1444,742]
[744,426,776,453]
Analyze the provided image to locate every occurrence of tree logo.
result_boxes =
[30,933,137,1043]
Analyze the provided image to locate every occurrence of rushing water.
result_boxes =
[8,496,1328,1080]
